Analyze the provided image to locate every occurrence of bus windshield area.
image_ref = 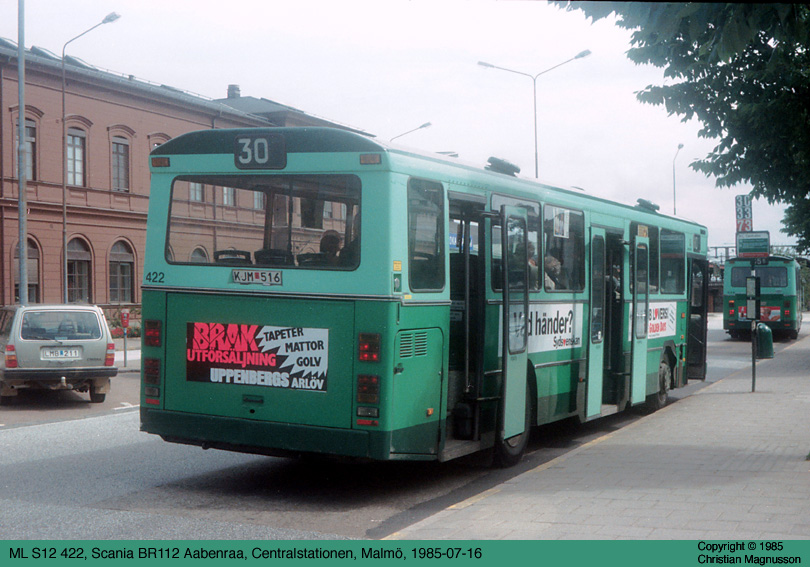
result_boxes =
[731,266,788,288]
[166,174,361,269]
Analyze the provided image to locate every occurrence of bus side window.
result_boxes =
[408,179,445,292]
[542,205,585,291]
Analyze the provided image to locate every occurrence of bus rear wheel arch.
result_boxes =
[645,357,672,413]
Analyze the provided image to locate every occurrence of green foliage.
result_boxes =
[553,2,810,249]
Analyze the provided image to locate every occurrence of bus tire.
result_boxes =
[646,360,671,413]
[493,379,532,468]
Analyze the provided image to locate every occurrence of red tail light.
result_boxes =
[358,333,381,362]
[357,374,380,404]
[143,357,161,405]
[5,345,17,368]
[144,320,162,347]
[143,358,161,385]
[105,343,116,366]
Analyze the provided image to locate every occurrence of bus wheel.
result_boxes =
[493,380,532,468]
[646,360,671,413]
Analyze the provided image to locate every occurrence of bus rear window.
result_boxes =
[166,174,360,269]
[731,266,787,288]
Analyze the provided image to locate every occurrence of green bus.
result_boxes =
[140,127,709,466]
[723,255,803,340]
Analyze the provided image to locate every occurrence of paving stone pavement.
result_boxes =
[388,334,810,540]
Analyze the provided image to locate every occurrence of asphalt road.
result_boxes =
[0,314,802,539]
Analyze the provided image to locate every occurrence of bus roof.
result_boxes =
[152,127,707,234]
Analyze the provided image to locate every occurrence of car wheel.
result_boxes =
[89,391,106,403]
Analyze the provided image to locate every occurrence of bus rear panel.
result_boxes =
[723,256,803,340]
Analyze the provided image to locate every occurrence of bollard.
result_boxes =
[756,323,774,359]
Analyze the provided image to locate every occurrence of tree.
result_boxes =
[553,2,810,249]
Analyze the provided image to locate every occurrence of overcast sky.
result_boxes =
[3,0,795,250]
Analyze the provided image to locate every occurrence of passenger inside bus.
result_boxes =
[544,254,563,289]
[339,214,360,266]
[320,231,341,266]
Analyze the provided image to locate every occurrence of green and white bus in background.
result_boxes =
[140,127,709,466]
[723,255,803,340]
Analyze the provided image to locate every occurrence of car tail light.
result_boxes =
[358,333,381,362]
[105,343,116,366]
[5,345,17,368]
[144,320,162,347]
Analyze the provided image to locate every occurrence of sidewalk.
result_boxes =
[113,337,140,371]
[388,334,810,540]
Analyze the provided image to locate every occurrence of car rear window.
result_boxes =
[20,311,102,341]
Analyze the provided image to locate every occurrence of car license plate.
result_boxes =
[42,348,80,359]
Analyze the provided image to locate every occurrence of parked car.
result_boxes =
[0,304,117,404]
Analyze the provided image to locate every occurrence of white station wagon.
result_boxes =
[0,304,118,404]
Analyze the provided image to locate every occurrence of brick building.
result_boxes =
[0,39,359,320]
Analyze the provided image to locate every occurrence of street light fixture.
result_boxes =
[673,143,684,215]
[478,49,591,178]
[61,12,120,303]
[391,121,432,142]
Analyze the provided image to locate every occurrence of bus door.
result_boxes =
[500,206,529,439]
[448,196,484,441]
[586,228,606,419]
[631,235,650,405]
[687,257,709,380]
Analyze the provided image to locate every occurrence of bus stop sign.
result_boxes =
[736,231,770,259]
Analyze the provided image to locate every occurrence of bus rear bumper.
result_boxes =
[140,407,393,460]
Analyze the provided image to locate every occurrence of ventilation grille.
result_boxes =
[399,331,429,359]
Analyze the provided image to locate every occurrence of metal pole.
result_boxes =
[532,78,538,178]
[478,50,590,179]
[390,122,431,142]
[17,0,28,305]
[673,143,683,215]
[61,12,121,303]
[751,319,757,393]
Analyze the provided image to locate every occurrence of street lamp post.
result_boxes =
[61,12,120,303]
[673,143,684,215]
[391,121,432,142]
[478,50,591,178]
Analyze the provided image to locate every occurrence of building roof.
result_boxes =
[0,37,367,133]
[213,93,368,134]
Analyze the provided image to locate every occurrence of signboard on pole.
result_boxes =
[735,194,752,232]
[736,230,770,258]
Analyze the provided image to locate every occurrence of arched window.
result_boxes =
[190,247,209,263]
[109,241,135,303]
[14,238,40,303]
[67,238,92,303]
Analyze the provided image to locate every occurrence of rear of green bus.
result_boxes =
[140,128,439,461]
[723,256,803,339]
